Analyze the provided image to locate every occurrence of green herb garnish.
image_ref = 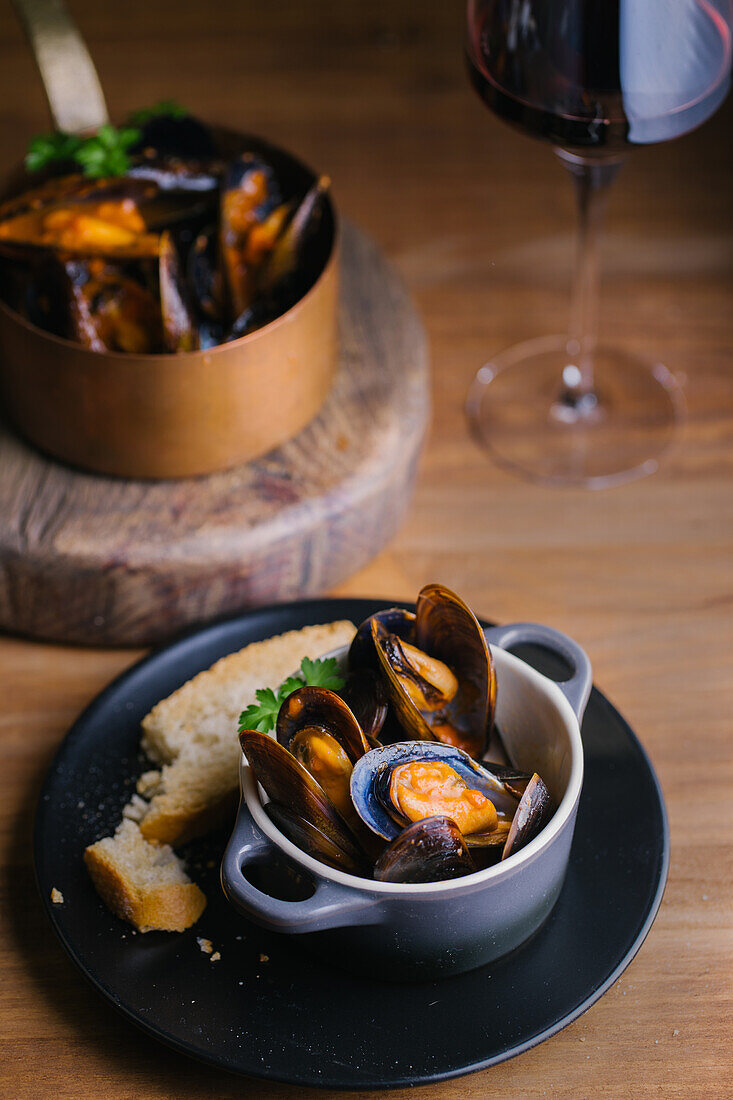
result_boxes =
[24,132,83,173]
[24,123,140,178]
[238,656,346,734]
[127,99,187,126]
[73,124,141,179]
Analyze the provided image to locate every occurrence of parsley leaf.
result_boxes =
[239,687,281,734]
[24,132,83,173]
[300,655,344,691]
[238,656,346,734]
[278,675,307,700]
[74,124,140,179]
[127,99,187,125]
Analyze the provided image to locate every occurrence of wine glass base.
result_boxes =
[466,336,685,489]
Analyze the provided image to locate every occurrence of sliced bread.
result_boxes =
[135,620,356,844]
[84,819,206,933]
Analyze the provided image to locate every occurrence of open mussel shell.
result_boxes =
[187,223,223,322]
[264,802,364,875]
[374,817,476,884]
[276,686,370,762]
[130,113,218,162]
[159,231,197,351]
[350,741,519,842]
[348,607,416,674]
[502,773,553,861]
[370,585,496,758]
[337,669,389,745]
[64,259,163,353]
[219,152,281,319]
[239,728,366,875]
[417,583,496,757]
[256,175,329,297]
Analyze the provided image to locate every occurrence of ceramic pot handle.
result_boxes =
[12,0,109,133]
[484,621,592,722]
[221,797,381,934]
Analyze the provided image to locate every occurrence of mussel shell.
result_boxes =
[240,728,365,870]
[159,231,197,351]
[276,686,370,763]
[502,773,554,860]
[373,817,476,883]
[337,669,388,745]
[130,113,217,161]
[414,583,496,758]
[187,223,223,322]
[264,802,366,875]
[0,174,157,224]
[350,741,519,841]
[219,153,281,320]
[64,259,163,353]
[256,176,328,297]
[348,607,416,674]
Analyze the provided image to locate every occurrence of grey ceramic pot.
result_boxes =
[221,622,591,979]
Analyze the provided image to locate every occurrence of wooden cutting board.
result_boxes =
[0,221,429,646]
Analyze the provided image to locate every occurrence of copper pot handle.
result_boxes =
[11,0,109,133]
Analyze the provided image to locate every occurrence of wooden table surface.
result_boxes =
[1,2,731,1097]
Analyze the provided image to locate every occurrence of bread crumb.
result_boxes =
[259,953,269,963]
[210,951,221,962]
[197,937,213,955]
[51,887,64,904]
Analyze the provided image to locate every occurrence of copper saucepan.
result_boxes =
[0,0,338,479]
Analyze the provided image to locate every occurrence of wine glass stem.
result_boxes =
[556,151,623,410]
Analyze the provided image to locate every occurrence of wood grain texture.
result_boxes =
[0,1,731,1098]
[0,221,429,644]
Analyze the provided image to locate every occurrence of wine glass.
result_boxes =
[465,0,732,487]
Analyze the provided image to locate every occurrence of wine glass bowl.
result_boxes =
[465,0,732,487]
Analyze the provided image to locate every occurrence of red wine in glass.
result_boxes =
[465,0,732,487]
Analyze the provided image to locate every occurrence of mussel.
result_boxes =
[219,153,283,319]
[0,114,332,352]
[275,686,372,839]
[238,584,557,883]
[159,231,197,351]
[374,817,476,884]
[350,741,520,848]
[372,584,496,758]
[64,259,162,353]
[239,727,367,875]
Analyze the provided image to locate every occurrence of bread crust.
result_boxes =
[84,620,356,932]
[84,837,206,933]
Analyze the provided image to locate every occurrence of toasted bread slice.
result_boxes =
[84,819,206,933]
[135,621,356,844]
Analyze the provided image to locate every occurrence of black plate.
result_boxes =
[34,599,669,1090]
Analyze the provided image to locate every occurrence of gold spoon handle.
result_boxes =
[11,0,109,134]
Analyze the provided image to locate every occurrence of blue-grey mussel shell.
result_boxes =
[350,741,519,842]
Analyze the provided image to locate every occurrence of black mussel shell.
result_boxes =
[502,773,554,860]
[338,669,389,745]
[265,802,366,875]
[348,608,416,674]
[187,223,223,322]
[240,728,366,874]
[374,817,476,883]
[159,231,197,351]
[130,113,217,161]
[276,686,370,763]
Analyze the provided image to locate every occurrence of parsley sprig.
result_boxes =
[25,122,140,178]
[23,100,187,178]
[238,656,345,734]
[25,132,83,173]
[74,125,141,178]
